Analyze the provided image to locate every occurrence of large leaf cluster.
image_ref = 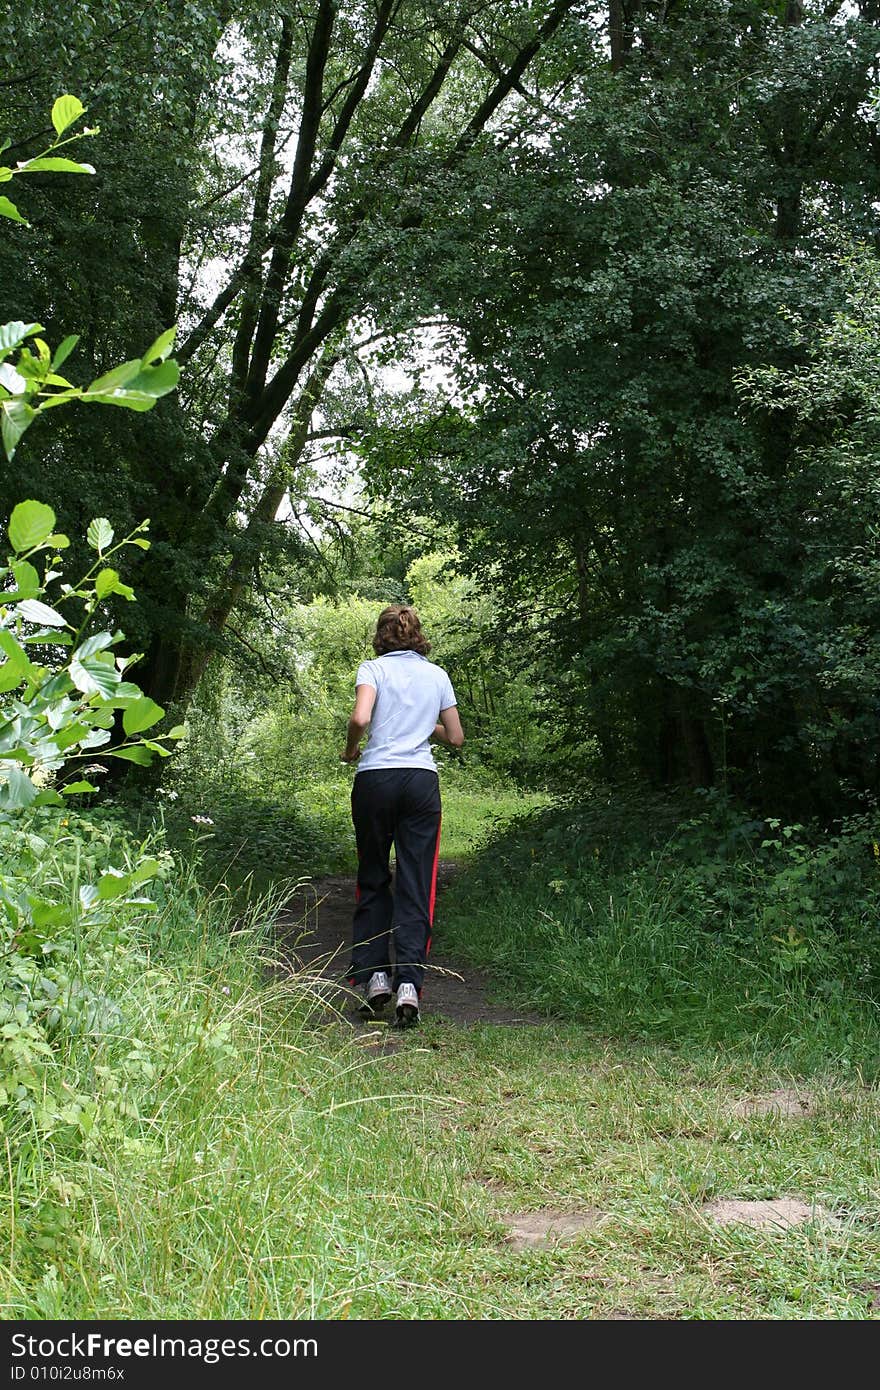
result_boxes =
[0,499,185,813]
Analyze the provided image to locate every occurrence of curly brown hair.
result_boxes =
[372,604,431,656]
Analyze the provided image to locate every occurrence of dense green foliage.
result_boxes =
[7,861,878,1319]
[363,0,880,814]
[6,3,879,818]
[1,0,584,713]
[161,564,548,888]
[0,107,193,1287]
[0,500,188,1163]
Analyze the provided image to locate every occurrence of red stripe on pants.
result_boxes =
[426,816,442,955]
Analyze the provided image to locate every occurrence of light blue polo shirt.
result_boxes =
[355,650,457,773]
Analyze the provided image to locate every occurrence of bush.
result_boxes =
[0,807,169,1130]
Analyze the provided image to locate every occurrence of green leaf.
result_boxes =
[53,722,90,751]
[80,728,110,750]
[113,681,145,701]
[8,500,56,552]
[51,336,79,372]
[96,869,132,901]
[51,96,86,137]
[9,560,40,599]
[95,568,120,599]
[0,766,38,810]
[130,857,161,886]
[107,745,152,765]
[2,398,36,460]
[0,196,28,225]
[83,702,114,729]
[122,696,164,735]
[84,360,142,395]
[0,323,41,358]
[0,629,33,690]
[27,632,69,652]
[69,650,120,698]
[76,631,114,659]
[17,157,94,176]
[39,671,73,700]
[86,517,114,552]
[83,358,179,411]
[30,899,69,929]
[6,354,43,389]
[141,327,177,365]
[0,361,27,393]
[17,599,67,628]
[168,725,187,739]
[0,747,34,764]
[61,780,98,795]
[33,789,64,807]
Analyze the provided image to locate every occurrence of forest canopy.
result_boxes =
[3,0,880,816]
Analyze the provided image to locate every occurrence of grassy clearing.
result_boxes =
[440,795,880,1076]
[437,777,550,864]
[6,784,877,1320]
[379,1020,880,1319]
[7,981,878,1318]
[1,869,471,1320]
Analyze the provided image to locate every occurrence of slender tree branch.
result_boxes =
[454,0,578,154]
[197,124,296,212]
[225,623,277,678]
[230,15,295,399]
[246,0,338,396]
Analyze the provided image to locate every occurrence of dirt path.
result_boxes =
[274,862,539,1027]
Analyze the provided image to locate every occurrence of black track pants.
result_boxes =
[348,768,442,995]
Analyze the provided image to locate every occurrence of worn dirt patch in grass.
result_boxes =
[701,1198,839,1230]
[855,1282,880,1312]
[502,1209,607,1250]
[733,1089,816,1119]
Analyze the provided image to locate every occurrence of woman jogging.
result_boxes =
[341,605,464,1026]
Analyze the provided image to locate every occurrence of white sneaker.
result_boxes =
[360,971,392,1014]
[395,982,420,1027]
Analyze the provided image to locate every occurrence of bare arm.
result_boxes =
[432,705,464,748]
[341,683,376,762]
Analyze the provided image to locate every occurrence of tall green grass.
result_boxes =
[440,793,880,1075]
[0,857,477,1319]
[5,806,879,1320]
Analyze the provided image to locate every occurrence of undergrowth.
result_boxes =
[440,789,880,1075]
[0,820,460,1317]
